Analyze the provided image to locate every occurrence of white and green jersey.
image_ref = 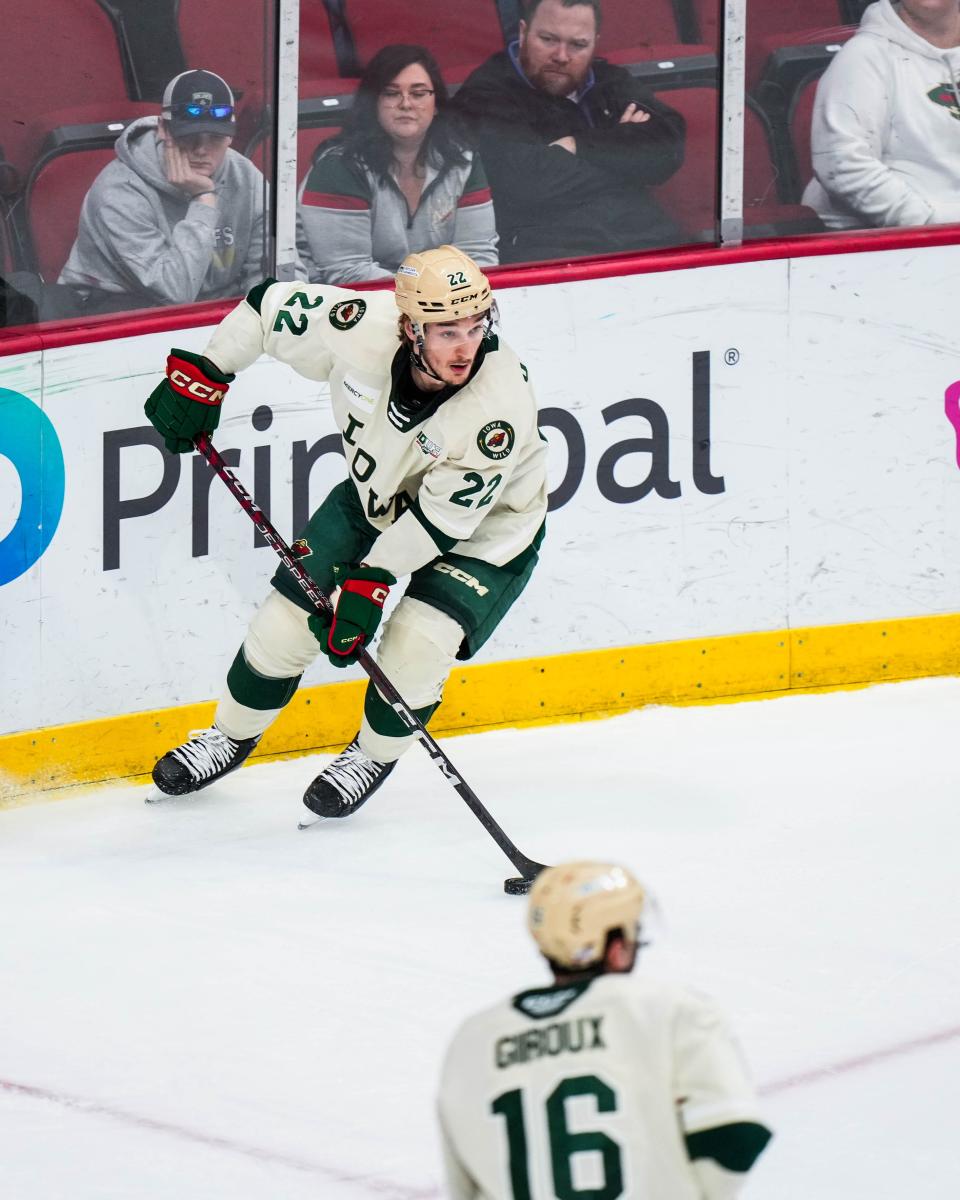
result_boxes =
[438,973,770,1200]
[204,280,548,578]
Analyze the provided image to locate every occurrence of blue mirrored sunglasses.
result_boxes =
[172,102,234,120]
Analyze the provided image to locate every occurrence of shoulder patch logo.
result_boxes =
[291,538,312,559]
[329,298,367,330]
[927,83,960,120]
[477,420,515,460]
[416,430,443,459]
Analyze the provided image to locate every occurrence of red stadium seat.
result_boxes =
[248,126,343,185]
[753,26,853,106]
[301,0,344,79]
[692,0,845,44]
[648,86,718,239]
[789,72,821,199]
[25,144,116,281]
[650,85,820,240]
[246,77,359,183]
[344,0,505,74]
[743,97,823,234]
[690,0,847,87]
[598,0,687,51]
[2,0,131,177]
[176,0,281,101]
[604,45,717,90]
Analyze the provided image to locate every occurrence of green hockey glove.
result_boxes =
[144,348,235,454]
[308,563,396,668]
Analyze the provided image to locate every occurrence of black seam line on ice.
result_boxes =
[758,1021,960,1096]
[0,1076,439,1200]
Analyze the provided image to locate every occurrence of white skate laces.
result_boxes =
[170,728,243,782]
[324,740,389,802]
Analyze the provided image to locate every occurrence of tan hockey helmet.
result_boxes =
[528,861,646,969]
[394,245,493,323]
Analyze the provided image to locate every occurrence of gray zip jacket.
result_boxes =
[59,116,268,304]
[804,0,960,229]
[297,141,498,284]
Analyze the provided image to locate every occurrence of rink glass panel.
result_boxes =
[5,0,960,338]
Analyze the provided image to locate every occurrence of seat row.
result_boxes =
[1,0,872,179]
[2,59,827,291]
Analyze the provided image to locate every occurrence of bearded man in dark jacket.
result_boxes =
[452,0,686,263]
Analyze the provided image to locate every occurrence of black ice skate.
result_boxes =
[302,736,396,818]
[152,726,260,796]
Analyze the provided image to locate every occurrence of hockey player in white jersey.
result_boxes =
[438,862,772,1200]
[143,246,547,815]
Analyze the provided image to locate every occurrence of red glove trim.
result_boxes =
[328,628,363,657]
[341,578,391,607]
[326,576,391,658]
[166,354,229,407]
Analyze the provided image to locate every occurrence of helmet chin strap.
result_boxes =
[409,321,445,383]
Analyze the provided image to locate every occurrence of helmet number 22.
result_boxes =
[447,270,468,286]
[491,1074,624,1199]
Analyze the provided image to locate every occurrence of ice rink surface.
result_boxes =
[2,677,959,1199]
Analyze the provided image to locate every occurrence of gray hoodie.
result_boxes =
[59,116,268,304]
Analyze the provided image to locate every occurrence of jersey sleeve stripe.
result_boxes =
[685,1122,773,1173]
[244,277,278,313]
[301,190,371,210]
[410,498,459,554]
[457,187,493,208]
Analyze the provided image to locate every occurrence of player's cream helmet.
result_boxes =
[528,861,645,969]
[394,245,493,322]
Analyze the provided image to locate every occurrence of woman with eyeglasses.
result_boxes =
[298,44,498,284]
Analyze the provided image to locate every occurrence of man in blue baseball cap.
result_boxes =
[61,69,273,313]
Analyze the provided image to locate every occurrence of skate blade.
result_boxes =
[297,815,323,830]
[144,787,191,804]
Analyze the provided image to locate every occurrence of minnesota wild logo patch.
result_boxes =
[927,83,960,120]
[329,298,367,329]
[477,420,515,460]
[291,538,313,559]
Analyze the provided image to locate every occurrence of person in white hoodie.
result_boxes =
[60,70,269,313]
[804,0,960,230]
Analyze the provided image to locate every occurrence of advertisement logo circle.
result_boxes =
[0,388,65,586]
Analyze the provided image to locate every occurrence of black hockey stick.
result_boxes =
[194,434,547,894]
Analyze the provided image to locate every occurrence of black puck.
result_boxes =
[504,876,534,895]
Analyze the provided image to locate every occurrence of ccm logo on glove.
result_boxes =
[307,563,397,667]
[166,354,228,406]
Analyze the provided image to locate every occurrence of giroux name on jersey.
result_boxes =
[494,1015,605,1069]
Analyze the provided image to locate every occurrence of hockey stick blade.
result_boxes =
[194,435,549,886]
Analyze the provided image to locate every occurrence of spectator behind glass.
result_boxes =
[60,70,269,313]
[804,0,960,230]
[452,0,686,264]
[297,44,498,284]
